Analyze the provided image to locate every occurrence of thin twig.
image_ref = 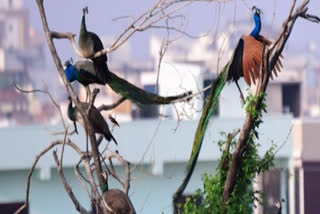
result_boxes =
[53,151,90,214]
[105,151,131,195]
[35,0,105,196]
[14,84,69,131]
[86,88,99,116]
[98,97,127,112]
[74,158,92,199]
[15,139,83,214]
[50,31,83,58]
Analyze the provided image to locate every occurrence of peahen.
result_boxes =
[67,97,117,145]
[102,172,136,214]
[78,7,110,84]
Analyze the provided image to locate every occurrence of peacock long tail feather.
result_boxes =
[174,62,229,200]
[187,63,228,172]
[107,71,192,105]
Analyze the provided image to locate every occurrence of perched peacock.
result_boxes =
[227,6,282,100]
[101,172,136,214]
[64,59,192,105]
[78,7,110,84]
[175,6,283,199]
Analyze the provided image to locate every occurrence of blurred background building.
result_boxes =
[0,0,46,126]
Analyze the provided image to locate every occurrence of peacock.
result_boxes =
[78,7,110,84]
[64,59,192,105]
[101,172,136,214]
[175,6,283,200]
[227,6,282,100]
[67,97,117,145]
[174,64,228,201]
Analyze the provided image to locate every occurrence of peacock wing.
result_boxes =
[81,103,107,135]
[228,38,244,83]
[78,68,104,85]
[89,31,108,63]
[242,35,264,86]
[257,35,283,79]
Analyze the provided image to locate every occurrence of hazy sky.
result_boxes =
[24,0,320,63]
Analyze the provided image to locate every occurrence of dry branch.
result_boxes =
[74,159,92,201]
[86,88,99,116]
[98,97,127,112]
[50,31,83,58]
[104,151,131,195]
[15,139,83,214]
[35,0,105,197]
[53,151,90,214]
[14,85,71,132]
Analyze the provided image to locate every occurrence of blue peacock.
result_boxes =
[176,6,283,199]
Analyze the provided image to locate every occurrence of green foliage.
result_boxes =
[181,92,276,214]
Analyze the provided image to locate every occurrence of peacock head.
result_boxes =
[252,6,262,17]
[67,96,72,103]
[82,6,88,16]
[250,6,262,38]
[67,96,77,121]
[102,171,109,192]
[64,60,77,82]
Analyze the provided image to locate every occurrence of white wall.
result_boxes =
[158,62,206,120]
[0,117,294,213]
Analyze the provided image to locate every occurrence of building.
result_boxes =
[0,114,293,214]
[0,0,45,125]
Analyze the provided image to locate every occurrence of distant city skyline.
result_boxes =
[24,0,320,64]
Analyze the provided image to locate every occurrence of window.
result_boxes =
[0,202,28,214]
[282,83,300,117]
[262,168,288,214]
[139,84,158,118]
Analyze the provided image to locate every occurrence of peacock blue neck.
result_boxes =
[102,181,109,193]
[64,64,78,82]
[250,12,261,39]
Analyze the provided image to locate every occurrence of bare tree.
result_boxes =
[15,0,227,213]
[15,0,319,213]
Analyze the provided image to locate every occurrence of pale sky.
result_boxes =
[25,0,320,62]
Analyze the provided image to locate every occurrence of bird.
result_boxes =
[101,172,136,214]
[64,59,192,105]
[64,59,105,86]
[108,115,120,127]
[179,6,283,200]
[78,7,110,84]
[275,199,285,214]
[180,63,227,197]
[67,97,117,145]
[227,6,282,100]
[64,59,105,100]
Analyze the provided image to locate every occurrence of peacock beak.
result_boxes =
[252,6,262,15]
[64,60,70,68]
